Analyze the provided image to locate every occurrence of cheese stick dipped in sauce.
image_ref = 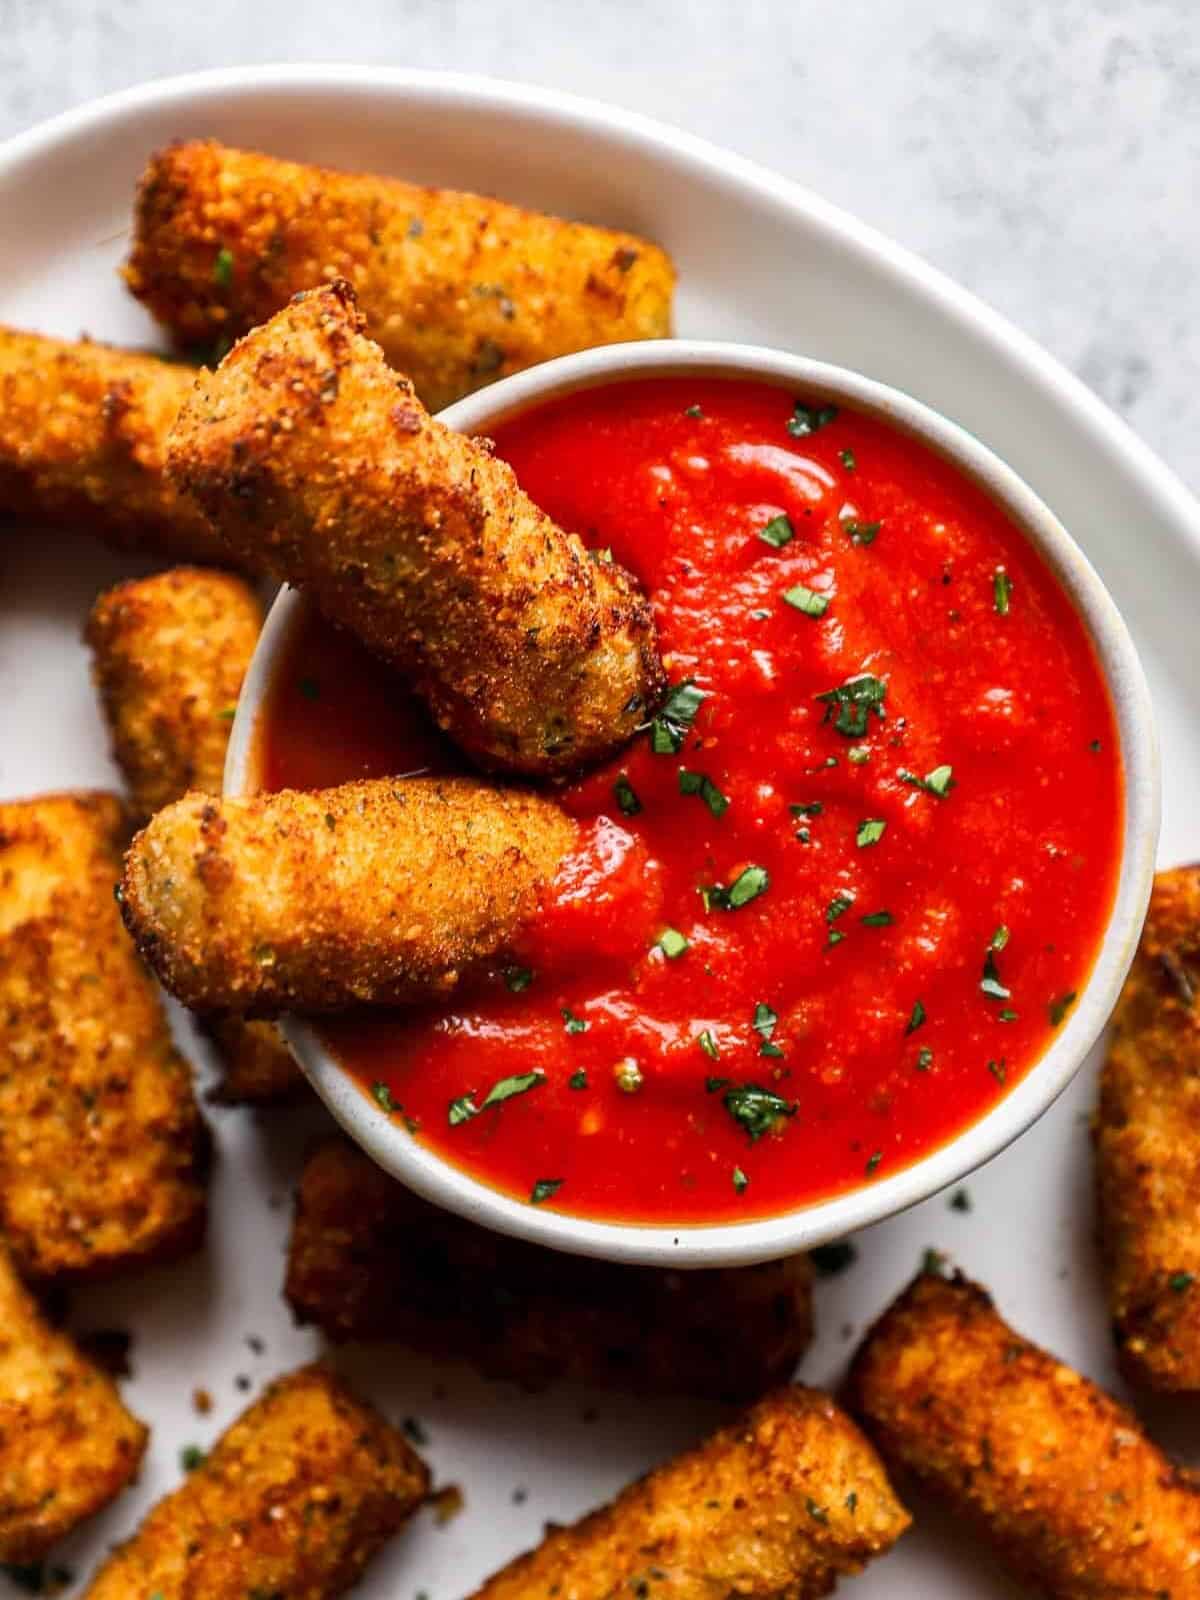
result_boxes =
[469,1386,909,1600]
[124,139,676,412]
[0,324,226,562]
[846,1268,1200,1597]
[1096,865,1200,1390]
[164,280,665,776]
[120,779,578,1015]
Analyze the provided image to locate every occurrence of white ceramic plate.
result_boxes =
[0,65,1195,1600]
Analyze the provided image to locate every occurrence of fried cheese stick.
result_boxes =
[120,779,577,1014]
[0,1243,147,1561]
[164,281,664,776]
[470,1386,908,1600]
[124,139,675,413]
[286,1137,813,1400]
[82,1363,428,1600]
[86,566,303,1101]
[0,792,208,1280]
[846,1268,1200,1597]
[0,324,225,562]
[1096,865,1200,1391]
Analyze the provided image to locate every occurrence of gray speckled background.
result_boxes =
[2,0,1197,489]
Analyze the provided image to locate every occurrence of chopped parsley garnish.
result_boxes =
[856,818,887,848]
[861,910,894,927]
[994,569,1013,614]
[732,1166,749,1194]
[847,745,870,765]
[827,930,846,948]
[907,1000,927,1033]
[981,933,1011,1001]
[722,1083,797,1141]
[839,447,857,471]
[658,927,689,958]
[704,865,770,911]
[999,1008,1018,1022]
[613,775,642,816]
[922,1247,947,1276]
[842,518,882,547]
[865,1150,883,1174]
[815,673,888,737]
[900,764,955,797]
[758,514,794,549]
[811,1240,857,1276]
[846,1491,859,1514]
[988,1058,1007,1083]
[950,1187,972,1212]
[372,1081,399,1113]
[679,768,730,818]
[782,584,830,618]
[449,1070,543,1126]
[916,1047,933,1070]
[180,1443,206,1472]
[698,1029,720,1060]
[213,246,234,286]
[561,1007,589,1035]
[991,925,1010,951]
[216,705,237,721]
[1048,991,1077,1026]
[504,965,534,992]
[530,1178,563,1205]
[788,400,838,437]
[1170,1272,1194,1293]
[790,801,823,819]
[684,403,703,418]
[806,1498,829,1524]
[650,679,707,754]
[568,1068,588,1090]
[827,892,855,923]
[752,1001,783,1057]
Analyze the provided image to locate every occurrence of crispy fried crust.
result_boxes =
[86,566,264,822]
[472,1386,908,1600]
[1096,866,1200,1390]
[203,1016,304,1104]
[0,792,208,1280]
[845,1269,1200,1597]
[164,281,664,776]
[81,1363,428,1599]
[124,139,675,413]
[0,324,226,561]
[0,1243,147,1561]
[286,1138,813,1399]
[120,779,578,1015]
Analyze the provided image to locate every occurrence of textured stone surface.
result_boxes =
[2,0,1196,490]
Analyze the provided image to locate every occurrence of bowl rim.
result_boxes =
[227,337,1159,1266]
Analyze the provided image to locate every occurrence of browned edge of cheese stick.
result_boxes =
[120,779,578,1015]
[0,791,208,1280]
[286,1137,814,1400]
[85,565,303,1102]
[0,323,228,563]
[0,1242,147,1561]
[845,1267,1200,1598]
[471,1385,909,1600]
[81,1363,429,1599]
[164,280,665,776]
[1095,864,1200,1390]
[124,138,676,413]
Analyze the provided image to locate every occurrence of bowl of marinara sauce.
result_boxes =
[228,341,1159,1266]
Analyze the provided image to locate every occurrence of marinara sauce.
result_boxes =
[260,377,1122,1223]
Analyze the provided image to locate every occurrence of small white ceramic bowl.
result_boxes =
[227,338,1159,1267]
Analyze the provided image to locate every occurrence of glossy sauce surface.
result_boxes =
[260,378,1122,1223]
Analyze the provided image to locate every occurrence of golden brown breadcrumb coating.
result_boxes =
[0,324,225,562]
[164,281,664,776]
[0,1243,147,1561]
[120,779,578,1015]
[286,1137,813,1399]
[472,1386,908,1600]
[81,1363,428,1599]
[203,1016,304,1104]
[1096,865,1200,1391]
[0,792,208,1280]
[124,139,675,413]
[846,1267,1200,1597]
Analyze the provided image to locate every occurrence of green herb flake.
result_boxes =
[827,892,856,924]
[900,764,955,797]
[213,246,234,287]
[916,1047,934,1070]
[658,927,689,959]
[752,1001,783,1057]
[180,1443,206,1472]
[449,1070,543,1127]
[790,801,823,819]
[806,1498,829,1525]
[991,925,1010,951]
[684,403,704,418]
[562,1007,589,1035]
[298,675,320,701]
[698,1029,721,1060]
[847,745,870,765]
[650,680,707,754]
[840,447,857,471]
[846,1490,859,1514]
[788,400,838,437]
[861,910,894,927]
[614,775,642,817]
[372,1081,399,1113]
[723,1083,797,1142]
[988,1058,1008,1083]
[815,673,888,738]
[758,514,794,549]
[842,518,882,547]
[950,1187,972,1212]
[981,937,1011,1002]
[732,1166,749,1194]
[811,1240,857,1276]
[530,1178,564,1205]
[568,1068,588,1090]
[922,1247,948,1276]
[999,1008,1018,1023]
[1048,991,1077,1027]
[865,1150,883,1175]
[707,865,770,911]
[216,705,237,722]
[826,929,847,948]
[856,818,887,848]
[994,570,1013,615]
[1170,1272,1194,1294]
[504,965,534,993]
[782,583,830,618]
[679,768,730,818]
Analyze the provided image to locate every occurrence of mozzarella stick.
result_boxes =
[0,792,208,1280]
[471,1386,908,1600]
[164,280,664,776]
[0,1243,147,1561]
[0,324,226,561]
[124,139,675,413]
[846,1268,1200,1597]
[82,1363,428,1600]
[286,1137,813,1399]
[120,779,578,1015]
[1096,865,1200,1390]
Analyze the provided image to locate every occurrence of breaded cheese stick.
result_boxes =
[124,139,675,413]
[121,779,578,1015]
[286,1138,814,1399]
[471,1386,908,1600]
[0,792,208,1279]
[846,1268,1200,1597]
[1096,865,1200,1391]
[0,324,225,562]
[165,281,664,776]
[82,1363,428,1600]
[0,1243,147,1561]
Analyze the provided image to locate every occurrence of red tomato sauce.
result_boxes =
[259,377,1122,1224]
